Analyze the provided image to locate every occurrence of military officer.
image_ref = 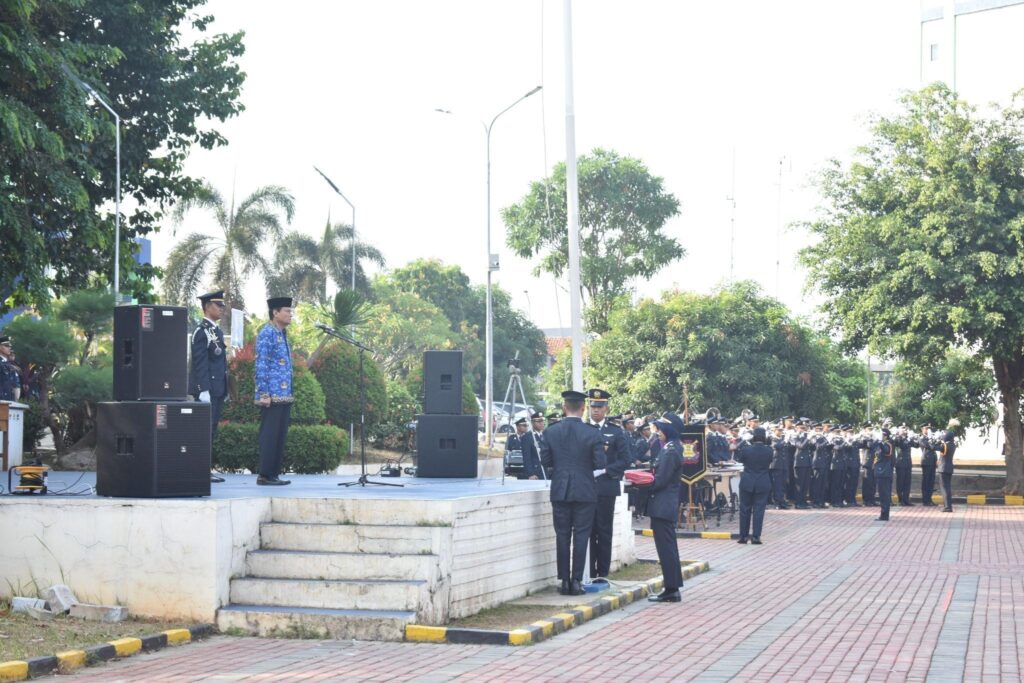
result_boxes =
[539,390,606,596]
[919,425,938,505]
[586,388,630,580]
[892,426,914,505]
[843,426,861,506]
[873,429,895,521]
[254,296,295,486]
[858,423,878,506]
[546,413,561,426]
[633,421,652,465]
[810,423,832,508]
[793,421,813,509]
[828,428,846,508]
[0,335,21,401]
[522,412,546,479]
[769,425,790,509]
[191,291,229,482]
[505,417,529,478]
[647,414,684,602]
[937,420,958,512]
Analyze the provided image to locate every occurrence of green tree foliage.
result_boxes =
[162,182,295,318]
[880,349,997,430]
[388,258,473,330]
[582,282,866,422]
[799,84,1024,493]
[503,148,683,332]
[57,289,115,364]
[223,344,326,425]
[4,315,76,452]
[267,221,386,304]
[214,422,349,474]
[310,340,387,429]
[0,0,246,311]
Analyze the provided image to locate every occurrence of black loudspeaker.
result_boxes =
[415,415,478,478]
[423,350,463,415]
[96,401,211,497]
[113,305,188,401]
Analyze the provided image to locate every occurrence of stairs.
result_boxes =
[217,501,451,641]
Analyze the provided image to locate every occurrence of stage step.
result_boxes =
[260,522,445,555]
[269,497,453,526]
[216,604,415,641]
[229,576,426,612]
[245,549,439,582]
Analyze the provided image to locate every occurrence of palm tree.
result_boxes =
[266,219,385,305]
[162,182,295,316]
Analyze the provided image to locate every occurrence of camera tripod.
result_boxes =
[496,359,530,484]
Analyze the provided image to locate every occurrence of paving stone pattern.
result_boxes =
[69,505,1024,682]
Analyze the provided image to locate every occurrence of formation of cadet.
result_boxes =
[0,335,22,401]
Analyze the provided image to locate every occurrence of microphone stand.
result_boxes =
[315,325,403,488]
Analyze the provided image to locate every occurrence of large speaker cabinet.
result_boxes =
[96,401,211,498]
[415,414,478,478]
[422,350,463,415]
[113,305,189,401]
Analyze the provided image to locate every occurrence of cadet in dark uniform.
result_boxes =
[539,390,606,596]
[769,425,790,509]
[633,421,651,465]
[522,412,546,480]
[843,427,861,506]
[191,291,229,482]
[736,427,772,544]
[937,421,957,512]
[858,424,877,506]
[793,423,813,509]
[586,388,629,580]
[254,296,295,486]
[919,425,938,505]
[505,417,528,478]
[811,424,832,507]
[647,415,684,602]
[874,429,895,521]
[829,430,846,508]
[893,427,914,506]
[546,413,561,426]
[0,336,21,401]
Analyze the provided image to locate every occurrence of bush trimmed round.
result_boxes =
[222,348,326,425]
[214,422,350,474]
[310,340,387,428]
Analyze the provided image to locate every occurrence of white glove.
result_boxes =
[199,391,211,403]
[593,469,606,477]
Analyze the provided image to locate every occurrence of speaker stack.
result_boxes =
[416,351,477,478]
[96,305,211,498]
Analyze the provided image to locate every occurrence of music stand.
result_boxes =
[315,325,402,488]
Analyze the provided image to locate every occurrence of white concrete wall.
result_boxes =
[0,497,269,622]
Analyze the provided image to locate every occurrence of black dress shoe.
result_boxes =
[648,590,681,603]
[737,537,749,544]
[751,537,763,545]
[942,507,953,512]
[876,516,888,521]
[210,474,225,483]
[568,580,584,596]
[559,580,570,596]
[257,476,291,486]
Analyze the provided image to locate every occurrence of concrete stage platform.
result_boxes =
[0,472,635,640]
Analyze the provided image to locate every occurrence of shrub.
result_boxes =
[310,340,387,428]
[367,379,419,451]
[222,343,326,425]
[213,422,350,474]
[21,399,49,453]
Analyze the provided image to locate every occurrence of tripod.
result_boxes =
[314,324,403,488]
[497,359,530,485]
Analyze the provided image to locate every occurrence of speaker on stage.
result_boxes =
[96,401,211,497]
[113,305,188,401]
[422,350,463,415]
[415,414,477,478]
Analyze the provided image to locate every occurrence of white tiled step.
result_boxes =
[245,549,438,582]
[229,577,426,612]
[259,522,445,555]
[216,604,415,641]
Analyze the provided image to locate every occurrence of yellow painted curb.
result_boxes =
[601,595,620,609]
[405,625,446,643]
[1004,495,1024,506]
[531,620,554,637]
[508,629,532,645]
[932,494,944,504]
[551,613,576,629]
[892,495,899,504]
[701,531,731,539]
[855,493,863,502]
[56,650,87,673]
[967,495,986,505]
[641,528,654,537]
[573,604,594,619]
[0,661,28,683]
[163,628,192,645]
[109,637,142,657]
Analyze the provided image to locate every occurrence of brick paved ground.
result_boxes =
[69,504,1023,682]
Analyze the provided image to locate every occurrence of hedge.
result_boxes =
[222,343,326,425]
[213,422,350,474]
[310,340,387,428]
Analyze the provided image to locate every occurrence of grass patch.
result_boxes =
[0,609,194,662]
[448,604,563,632]
[608,561,664,583]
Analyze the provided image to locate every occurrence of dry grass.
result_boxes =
[608,561,664,583]
[447,603,563,632]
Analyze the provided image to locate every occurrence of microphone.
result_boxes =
[315,322,337,333]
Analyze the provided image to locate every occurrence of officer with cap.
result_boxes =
[0,335,21,401]
[546,413,561,426]
[191,291,229,481]
[769,424,790,509]
[520,412,546,480]
[843,425,862,506]
[255,296,295,486]
[857,423,878,506]
[539,390,606,596]
[893,427,914,506]
[937,420,958,512]
[586,388,629,579]
[505,417,531,479]
[919,425,938,505]
[793,421,813,509]
[874,429,895,521]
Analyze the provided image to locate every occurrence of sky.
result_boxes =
[148,0,1019,331]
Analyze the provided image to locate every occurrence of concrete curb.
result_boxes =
[0,624,213,681]
[404,560,710,646]
[635,528,738,540]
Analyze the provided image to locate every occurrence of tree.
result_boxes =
[387,259,473,330]
[162,182,295,317]
[503,148,683,332]
[880,350,997,431]
[581,281,866,421]
[57,289,115,365]
[799,84,1024,493]
[1,0,246,311]
[266,220,386,304]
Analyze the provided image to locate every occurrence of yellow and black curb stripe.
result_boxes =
[636,528,737,540]
[0,625,213,681]
[852,493,1023,506]
[405,560,710,646]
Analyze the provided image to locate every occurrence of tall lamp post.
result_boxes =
[63,65,121,302]
[313,166,357,454]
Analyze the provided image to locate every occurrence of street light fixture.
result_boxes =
[437,85,542,449]
[63,64,122,302]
